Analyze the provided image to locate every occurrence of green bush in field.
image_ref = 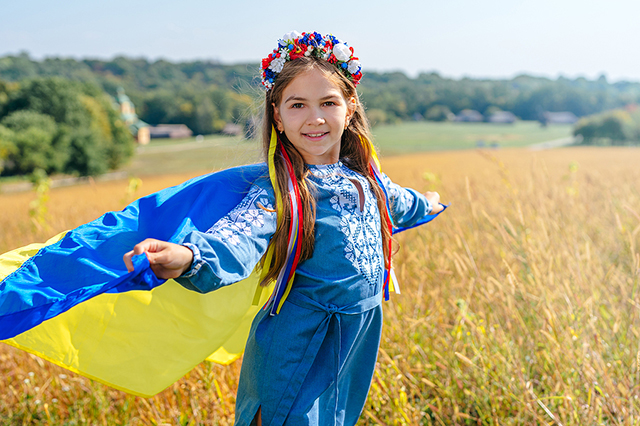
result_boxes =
[0,77,135,177]
[574,108,640,145]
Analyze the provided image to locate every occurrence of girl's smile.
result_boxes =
[273,67,355,165]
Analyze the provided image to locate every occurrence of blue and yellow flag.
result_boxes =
[0,163,444,397]
[0,164,274,397]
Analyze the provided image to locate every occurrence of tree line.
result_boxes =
[2,53,639,130]
[1,53,639,176]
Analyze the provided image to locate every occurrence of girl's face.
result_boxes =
[273,67,355,165]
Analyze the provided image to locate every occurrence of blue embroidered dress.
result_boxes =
[175,162,432,426]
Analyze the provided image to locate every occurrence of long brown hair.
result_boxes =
[259,57,392,285]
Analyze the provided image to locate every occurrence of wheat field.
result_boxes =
[1,146,639,425]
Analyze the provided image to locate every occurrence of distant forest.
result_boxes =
[2,52,640,136]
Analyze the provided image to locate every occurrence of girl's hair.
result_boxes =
[259,56,392,285]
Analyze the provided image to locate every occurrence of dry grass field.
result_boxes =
[1,146,640,425]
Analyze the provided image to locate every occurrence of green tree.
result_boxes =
[0,110,63,174]
[425,105,454,122]
[0,125,17,174]
[0,77,134,176]
[574,109,638,145]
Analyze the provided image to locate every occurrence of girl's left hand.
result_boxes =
[425,191,445,214]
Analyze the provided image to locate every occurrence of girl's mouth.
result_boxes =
[304,132,328,138]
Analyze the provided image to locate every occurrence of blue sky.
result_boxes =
[2,0,639,82]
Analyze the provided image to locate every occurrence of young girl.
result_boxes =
[123,31,444,426]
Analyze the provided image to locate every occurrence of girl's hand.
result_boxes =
[425,191,445,214]
[123,238,194,279]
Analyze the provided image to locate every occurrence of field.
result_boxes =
[372,121,573,154]
[1,144,640,425]
[75,121,573,179]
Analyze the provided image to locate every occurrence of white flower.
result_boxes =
[332,43,352,62]
[279,30,302,46]
[347,59,361,74]
[269,57,286,73]
[244,209,265,227]
[216,228,240,246]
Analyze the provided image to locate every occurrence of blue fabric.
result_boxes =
[0,164,268,340]
[176,162,442,426]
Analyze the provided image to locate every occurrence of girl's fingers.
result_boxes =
[123,239,194,279]
[123,250,135,272]
[431,203,445,214]
[122,238,163,272]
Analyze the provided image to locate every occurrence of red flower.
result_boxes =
[289,40,306,60]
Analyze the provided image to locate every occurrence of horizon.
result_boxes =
[2,50,635,85]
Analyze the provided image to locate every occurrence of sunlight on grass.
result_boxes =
[1,146,639,424]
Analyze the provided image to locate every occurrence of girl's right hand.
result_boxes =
[425,191,445,214]
[123,238,194,279]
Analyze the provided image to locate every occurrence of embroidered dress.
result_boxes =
[176,162,432,426]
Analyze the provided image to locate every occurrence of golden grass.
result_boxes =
[2,146,640,425]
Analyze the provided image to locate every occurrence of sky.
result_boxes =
[2,0,639,82]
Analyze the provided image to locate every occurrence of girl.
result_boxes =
[123,31,444,426]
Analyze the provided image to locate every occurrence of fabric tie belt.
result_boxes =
[269,290,382,426]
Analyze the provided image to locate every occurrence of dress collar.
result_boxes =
[306,161,345,179]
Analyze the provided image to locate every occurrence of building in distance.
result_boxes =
[114,88,150,144]
[148,124,193,139]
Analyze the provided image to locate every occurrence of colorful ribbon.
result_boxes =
[261,127,304,315]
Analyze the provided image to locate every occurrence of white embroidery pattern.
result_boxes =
[312,163,383,286]
[206,185,274,246]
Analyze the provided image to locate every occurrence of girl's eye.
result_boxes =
[291,103,304,109]
[323,101,336,106]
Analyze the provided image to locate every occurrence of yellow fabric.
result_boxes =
[1,235,274,397]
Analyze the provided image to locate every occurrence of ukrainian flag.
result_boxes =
[0,163,444,397]
[0,164,273,397]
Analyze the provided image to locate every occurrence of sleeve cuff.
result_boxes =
[181,242,206,278]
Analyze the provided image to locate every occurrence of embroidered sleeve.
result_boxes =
[175,184,277,293]
[379,172,432,228]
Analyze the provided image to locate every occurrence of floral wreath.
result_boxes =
[261,31,363,90]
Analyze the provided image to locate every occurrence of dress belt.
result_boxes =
[268,291,382,426]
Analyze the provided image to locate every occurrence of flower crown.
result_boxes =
[261,31,363,90]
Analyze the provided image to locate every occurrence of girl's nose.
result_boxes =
[307,107,325,125]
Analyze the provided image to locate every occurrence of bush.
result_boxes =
[574,109,640,145]
[425,105,454,122]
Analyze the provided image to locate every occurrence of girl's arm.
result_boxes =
[124,183,276,293]
[380,172,444,228]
